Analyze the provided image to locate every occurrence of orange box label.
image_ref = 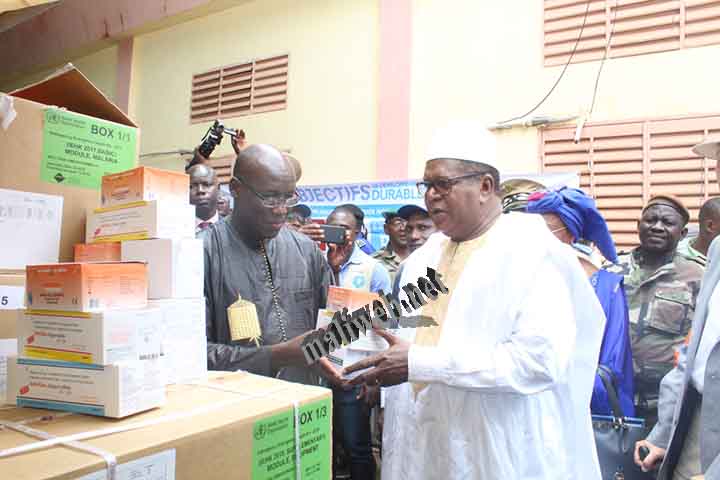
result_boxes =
[101,166,189,208]
[26,263,147,312]
[74,243,121,262]
[327,286,379,312]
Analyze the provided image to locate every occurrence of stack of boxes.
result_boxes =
[6,166,208,418]
[92,166,207,385]
[10,262,166,418]
[0,188,64,402]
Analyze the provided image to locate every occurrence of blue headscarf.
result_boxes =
[526,187,618,263]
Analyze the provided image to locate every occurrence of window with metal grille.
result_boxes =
[544,0,720,66]
[541,114,720,250]
[190,54,289,123]
[206,154,235,185]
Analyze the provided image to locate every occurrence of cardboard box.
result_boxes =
[0,273,23,403]
[7,356,165,418]
[0,272,24,338]
[0,372,332,479]
[74,242,121,262]
[86,201,195,244]
[122,238,203,299]
[26,263,147,312]
[148,298,207,384]
[0,188,63,269]
[101,166,190,208]
[0,64,139,263]
[17,307,163,365]
[327,286,379,312]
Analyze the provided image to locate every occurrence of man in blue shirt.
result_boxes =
[326,204,390,480]
[326,205,390,293]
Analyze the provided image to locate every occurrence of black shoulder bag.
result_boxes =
[593,365,654,480]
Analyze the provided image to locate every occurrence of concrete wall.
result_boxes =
[131,0,379,183]
[408,0,720,177]
[4,0,720,183]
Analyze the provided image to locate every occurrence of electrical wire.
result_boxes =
[588,0,619,116]
[497,0,592,124]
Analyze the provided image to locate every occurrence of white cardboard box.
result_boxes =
[7,356,166,418]
[0,274,23,404]
[148,298,207,384]
[17,307,163,366]
[86,201,194,244]
[0,188,63,270]
[122,238,203,299]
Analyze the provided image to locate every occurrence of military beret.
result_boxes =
[642,195,690,225]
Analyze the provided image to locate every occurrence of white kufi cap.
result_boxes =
[425,121,499,170]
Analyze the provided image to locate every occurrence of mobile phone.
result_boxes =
[320,224,346,244]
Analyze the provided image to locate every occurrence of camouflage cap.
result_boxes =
[499,178,547,213]
[642,195,690,225]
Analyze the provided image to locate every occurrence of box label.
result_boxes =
[41,109,137,189]
[252,398,331,480]
[0,338,17,401]
[0,286,23,309]
[78,448,176,480]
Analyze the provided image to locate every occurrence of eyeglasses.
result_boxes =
[416,172,487,196]
[231,175,299,208]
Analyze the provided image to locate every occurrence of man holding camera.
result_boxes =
[325,204,390,480]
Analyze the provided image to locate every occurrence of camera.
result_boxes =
[197,120,245,158]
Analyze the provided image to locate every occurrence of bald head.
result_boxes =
[699,197,720,224]
[283,153,302,182]
[234,144,295,184]
[699,197,720,239]
[230,144,298,242]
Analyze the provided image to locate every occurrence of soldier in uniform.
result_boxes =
[676,197,720,267]
[499,178,546,213]
[372,211,409,282]
[605,195,704,427]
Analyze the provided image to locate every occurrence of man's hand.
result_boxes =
[634,440,666,472]
[327,241,353,273]
[298,223,325,243]
[312,357,349,390]
[357,383,381,407]
[343,329,410,387]
[231,129,247,154]
[270,331,313,369]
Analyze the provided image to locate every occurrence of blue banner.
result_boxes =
[297,173,578,250]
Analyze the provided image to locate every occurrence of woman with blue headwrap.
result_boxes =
[527,187,635,417]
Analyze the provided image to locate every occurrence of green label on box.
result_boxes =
[252,398,331,480]
[40,108,137,189]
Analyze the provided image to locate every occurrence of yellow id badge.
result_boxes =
[227,296,262,346]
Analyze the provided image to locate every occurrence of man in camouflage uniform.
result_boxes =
[676,197,720,268]
[605,195,704,427]
[372,211,409,282]
[499,178,546,213]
